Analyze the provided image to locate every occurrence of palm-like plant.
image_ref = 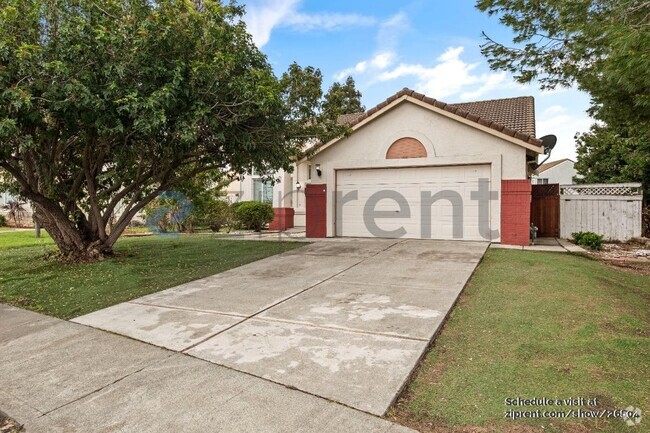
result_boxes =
[1,200,27,228]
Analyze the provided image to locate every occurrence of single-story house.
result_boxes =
[232,88,548,245]
[531,158,578,185]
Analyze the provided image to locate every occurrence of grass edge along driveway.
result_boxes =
[0,233,304,319]
[389,249,649,433]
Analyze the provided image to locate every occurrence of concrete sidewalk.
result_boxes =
[0,305,413,433]
[490,237,588,253]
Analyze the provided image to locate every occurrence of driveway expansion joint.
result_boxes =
[178,256,367,353]
[179,241,407,352]
[69,238,487,417]
[37,352,176,418]
[253,316,431,342]
[127,300,249,319]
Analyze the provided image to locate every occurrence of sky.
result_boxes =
[240,0,594,162]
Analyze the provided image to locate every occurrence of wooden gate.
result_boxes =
[531,184,560,237]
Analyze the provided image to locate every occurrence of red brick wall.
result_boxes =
[269,208,295,231]
[386,137,427,159]
[501,179,532,246]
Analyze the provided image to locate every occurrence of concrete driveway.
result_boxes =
[74,239,487,416]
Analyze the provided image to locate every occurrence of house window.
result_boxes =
[538,178,549,185]
[308,164,312,180]
[253,179,274,204]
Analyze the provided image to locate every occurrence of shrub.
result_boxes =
[233,201,274,231]
[571,231,604,250]
[0,214,5,226]
[199,199,232,232]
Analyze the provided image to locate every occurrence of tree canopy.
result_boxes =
[279,64,364,146]
[0,0,345,259]
[477,0,650,195]
[322,76,365,121]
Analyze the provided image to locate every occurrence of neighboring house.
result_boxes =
[226,169,294,208]
[229,88,548,245]
[532,158,578,185]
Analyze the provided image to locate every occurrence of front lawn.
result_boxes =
[0,234,303,319]
[391,249,649,433]
[0,230,54,249]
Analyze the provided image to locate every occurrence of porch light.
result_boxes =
[295,181,302,190]
[315,164,322,177]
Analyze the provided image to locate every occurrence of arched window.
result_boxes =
[386,137,427,159]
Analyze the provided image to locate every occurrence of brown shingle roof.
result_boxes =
[450,96,536,137]
[336,112,365,125]
[537,158,573,173]
[339,88,542,147]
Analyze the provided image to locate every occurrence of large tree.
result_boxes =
[279,65,364,146]
[476,0,650,191]
[322,76,365,121]
[0,0,331,260]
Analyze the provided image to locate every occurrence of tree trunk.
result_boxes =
[33,204,115,261]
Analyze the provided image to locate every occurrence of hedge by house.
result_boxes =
[233,202,274,232]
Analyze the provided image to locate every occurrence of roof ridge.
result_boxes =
[537,158,572,173]
[451,95,534,105]
[343,88,542,147]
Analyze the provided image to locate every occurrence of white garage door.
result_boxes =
[336,165,492,240]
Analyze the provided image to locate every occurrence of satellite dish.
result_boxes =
[530,134,558,170]
[540,134,557,155]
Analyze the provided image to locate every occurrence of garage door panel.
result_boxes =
[336,165,492,241]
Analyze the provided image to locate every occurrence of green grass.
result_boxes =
[0,234,303,319]
[393,250,649,433]
[0,231,54,249]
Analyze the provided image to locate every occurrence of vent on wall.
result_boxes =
[386,137,427,159]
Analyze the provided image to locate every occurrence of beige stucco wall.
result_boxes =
[292,101,531,235]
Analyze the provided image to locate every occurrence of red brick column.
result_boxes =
[501,180,532,246]
[269,208,295,231]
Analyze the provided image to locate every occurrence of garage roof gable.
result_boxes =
[304,88,544,159]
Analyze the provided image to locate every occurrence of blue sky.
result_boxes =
[240,0,593,161]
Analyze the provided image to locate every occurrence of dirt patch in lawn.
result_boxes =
[582,238,650,275]
[602,259,650,275]
[594,238,650,258]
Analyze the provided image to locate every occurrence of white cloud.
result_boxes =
[243,0,375,47]
[243,0,299,48]
[331,13,406,83]
[284,12,376,31]
[376,12,409,51]
[376,46,511,100]
[459,72,508,100]
[371,52,395,69]
[542,105,566,116]
[334,52,395,81]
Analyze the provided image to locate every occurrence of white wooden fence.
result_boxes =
[560,183,643,241]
